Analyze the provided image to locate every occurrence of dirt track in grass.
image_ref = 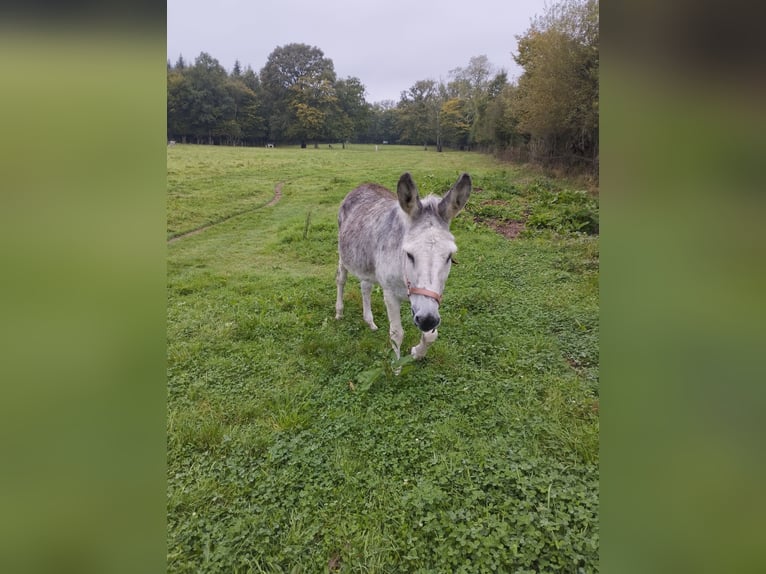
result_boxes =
[168,182,284,243]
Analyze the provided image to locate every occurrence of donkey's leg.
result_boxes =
[335,260,347,320]
[361,280,378,331]
[383,290,404,360]
[411,328,438,360]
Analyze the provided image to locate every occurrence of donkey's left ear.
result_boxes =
[438,173,472,223]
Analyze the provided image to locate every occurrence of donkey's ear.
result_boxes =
[438,173,472,223]
[397,172,421,217]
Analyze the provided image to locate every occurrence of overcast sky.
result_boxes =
[167,0,546,103]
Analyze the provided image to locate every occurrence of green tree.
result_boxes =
[219,76,257,145]
[259,43,337,145]
[329,77,370,144]
[185,52,232,144]
[473,70,509,148]
[234,66,267,144]
[241,66,260,92]
[288,75,337,146]
[167,66,192,142]
[365,100,400,144]
[447,55,507,149]
[397,79,439,148]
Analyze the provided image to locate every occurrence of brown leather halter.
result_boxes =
[404,256,457,306]
[405,278,442,305]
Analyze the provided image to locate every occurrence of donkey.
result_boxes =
[335,172,472,360]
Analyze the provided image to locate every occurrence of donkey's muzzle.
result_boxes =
[413,312,440,332]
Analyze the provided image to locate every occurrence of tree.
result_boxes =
[439,98,471,148]
[221,76,256,145]
[259,43,338,145]
[493,84,526,154]
[289,75,338,146]
[241,66,260,92]
[330,77,370,144]
[184,52,232,144]
[447,55,507,149]
[397,79,439,148]
[512,0,599,167]
[167,66,193,141]
[365,100,400,144]
[472,70,509,148]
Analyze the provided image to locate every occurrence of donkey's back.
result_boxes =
[337,183,405,286]
[338,182,396,221]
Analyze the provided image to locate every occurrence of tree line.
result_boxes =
[167,0,598,170]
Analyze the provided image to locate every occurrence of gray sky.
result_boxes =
[167,0,546,103]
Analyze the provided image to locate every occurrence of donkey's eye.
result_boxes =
[406,252,415,263]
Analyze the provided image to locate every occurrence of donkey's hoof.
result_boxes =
[367,322,379,331]
[411,346,427,360]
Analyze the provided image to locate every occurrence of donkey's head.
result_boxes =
[397,172,472,332]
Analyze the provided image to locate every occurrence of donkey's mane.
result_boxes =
[411,195,450,227]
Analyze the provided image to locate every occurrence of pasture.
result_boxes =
[167,144,599,572]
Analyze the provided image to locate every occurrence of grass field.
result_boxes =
[167,144,599,572]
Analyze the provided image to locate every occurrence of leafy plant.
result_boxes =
[527,188,599,234]
[355,352,416,391]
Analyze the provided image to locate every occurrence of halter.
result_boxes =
[405,277,442,305]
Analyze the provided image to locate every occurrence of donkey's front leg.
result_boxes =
[383,290,404,360]
[361,280,378,331]
[411,329,438,360]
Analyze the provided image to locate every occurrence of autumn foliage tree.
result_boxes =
[439,98,471,149]
[511,0,599,168]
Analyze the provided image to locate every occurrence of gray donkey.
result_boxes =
[335,172,472,360]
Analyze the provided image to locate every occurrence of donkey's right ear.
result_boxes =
[397,172,421,217]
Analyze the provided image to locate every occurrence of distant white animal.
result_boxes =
[335,172,472,360]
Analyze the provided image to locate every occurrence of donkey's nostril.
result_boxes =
[414,313,440,332]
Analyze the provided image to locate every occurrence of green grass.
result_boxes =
[167,143,599,572]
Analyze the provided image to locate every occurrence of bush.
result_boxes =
[527,189,599,234]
